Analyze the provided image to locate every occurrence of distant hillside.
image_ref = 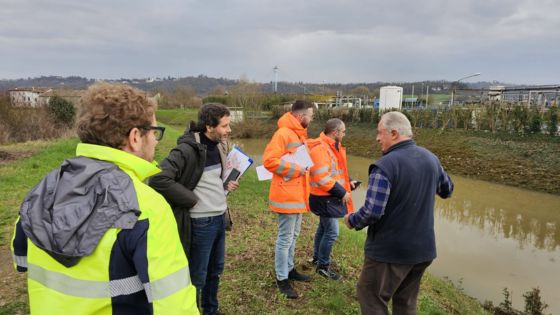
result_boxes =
[0,76,95,91]
[0,75,504,96]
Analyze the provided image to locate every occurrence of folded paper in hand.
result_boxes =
[256,144,313,181]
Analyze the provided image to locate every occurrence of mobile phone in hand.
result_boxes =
[224,168,241,189]
[224,168,241,186]
[352,181,362,190]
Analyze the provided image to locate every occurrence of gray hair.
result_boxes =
[380,112,413,137]
[324,118,345,134]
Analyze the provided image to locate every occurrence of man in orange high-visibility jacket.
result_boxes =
[308,118,358,281]
[263,100,315,299]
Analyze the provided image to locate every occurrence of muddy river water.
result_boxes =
[233,138,560,313]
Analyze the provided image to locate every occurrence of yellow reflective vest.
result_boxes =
[11,143,198,315]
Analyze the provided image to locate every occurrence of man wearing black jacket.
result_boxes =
[149,103,238,315]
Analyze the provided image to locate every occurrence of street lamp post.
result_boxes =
[450,72,481,106]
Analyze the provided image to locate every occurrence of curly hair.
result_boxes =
[76,83,155,149]
[191,103,230,132]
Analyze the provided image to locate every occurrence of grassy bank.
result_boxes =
[0,124,487,314]
[223,169,488,314]
[157,108,199,128]
[335,123,560,195]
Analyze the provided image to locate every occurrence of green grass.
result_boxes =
[0,138,79,230]
[220,168,488,314]
[156,108,199,127]
[0,123,489,314]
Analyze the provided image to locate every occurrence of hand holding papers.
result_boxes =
[256,144,313,181]
[223,146,253,194]
[281,144,314,169]
[256,165,273,181]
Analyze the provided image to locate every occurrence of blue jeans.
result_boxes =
[275,213,302,280]
[190,214,226,315]
[313,217,339,266]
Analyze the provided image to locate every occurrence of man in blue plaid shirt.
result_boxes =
[344,111,453,315]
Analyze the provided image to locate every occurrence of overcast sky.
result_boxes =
[1,0,559,84]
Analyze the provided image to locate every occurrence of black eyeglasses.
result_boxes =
[138,125,166,141]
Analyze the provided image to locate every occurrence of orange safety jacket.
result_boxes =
[263,112,311,214]
[308,132,354,212]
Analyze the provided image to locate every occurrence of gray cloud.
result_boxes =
[1,0,559,84]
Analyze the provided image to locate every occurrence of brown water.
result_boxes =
[233,138,560,313]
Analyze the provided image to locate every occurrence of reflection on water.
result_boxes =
[433,179,560,313]
[437,178,559,252]
[233,138,560,313]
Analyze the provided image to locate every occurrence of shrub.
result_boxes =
[47,96,76,126]
[547,106,558,136]
[0,95,70,144]
[512,106,529,134]
[483,287,549,315]
[528,108,543,133]
[523,287,548,315]
[203,96,230,105]
[230,119,276,139]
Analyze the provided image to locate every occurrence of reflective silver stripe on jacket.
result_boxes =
[311,175,333,187]
[109,274,144,297]
[269,200,306,209]
[28,263,191,300]
[276,160,287,176]
[311,166,329,176]
[285,164,296,180]
[13,254,27,268]
[285,142,303,149]
[144,266,191,302]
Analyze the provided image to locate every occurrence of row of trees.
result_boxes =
[305,104,559,136]
[138,82,560,137]
[158,78,295,110]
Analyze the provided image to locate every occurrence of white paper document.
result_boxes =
[256,144,313,181]
[256,165,273,181]
[223,146,253,183]
[281,144,314,169]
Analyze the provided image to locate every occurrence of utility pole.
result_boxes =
[273,66,278,93]
[450,73,481,106]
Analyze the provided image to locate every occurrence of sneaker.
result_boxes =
[316,265,342,281]
[288,268,311,282]
[276,279,298,299]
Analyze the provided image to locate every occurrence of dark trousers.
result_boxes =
[190,214,226,315]
[356,256,432,315]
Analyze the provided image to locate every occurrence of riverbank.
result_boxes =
[338,124,560,195]
[0,124,488,314]
[157,108,560,195]
[223,115,560,195]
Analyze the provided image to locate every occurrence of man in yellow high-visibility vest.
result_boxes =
[11,83,198,314]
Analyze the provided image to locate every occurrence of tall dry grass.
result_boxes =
[0,96,72,145]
